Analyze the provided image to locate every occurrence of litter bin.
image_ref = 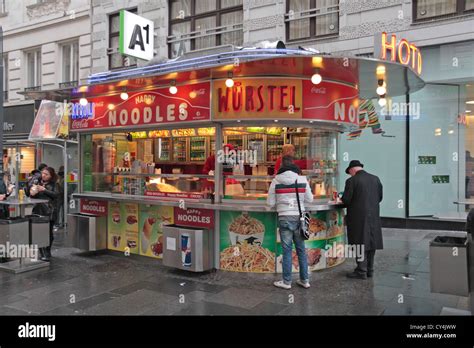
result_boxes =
[0,217,30,247]
[67,213,107,251]
[27,215,50,249]
[430,236,469,296]
[162,224,213,272]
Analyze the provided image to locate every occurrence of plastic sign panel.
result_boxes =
[70,82,210,131]
[119,10,154,61]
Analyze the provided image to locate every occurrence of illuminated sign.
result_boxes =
[213,79,302,119]
[71,103,95,120]
[172,128,196,137]
[375,32,422,75]
[148,130,170,138]
[119,10,154,61]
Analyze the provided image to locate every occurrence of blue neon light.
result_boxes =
[87,49,315,85]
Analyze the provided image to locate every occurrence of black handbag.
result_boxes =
[295,180,311,240]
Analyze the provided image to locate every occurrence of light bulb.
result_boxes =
[169,86,178,94]
[225,78,234,88]
[376,86,386,96]
[79,98,88,106]
[108,104,115,110]
[120,92,129,100]
[378,98,387,107]
[311,73,322,85]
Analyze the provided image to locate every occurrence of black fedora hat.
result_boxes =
[345,160,364,174]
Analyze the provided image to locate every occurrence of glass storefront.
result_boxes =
[338,40,474,219]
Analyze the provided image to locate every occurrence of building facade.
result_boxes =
[2,0,473,220]
[1,0,88,182]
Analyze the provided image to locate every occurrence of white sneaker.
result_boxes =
[296,280,310,289]
[273,280,291,289]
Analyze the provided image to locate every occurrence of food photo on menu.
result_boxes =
[0,2,472,346]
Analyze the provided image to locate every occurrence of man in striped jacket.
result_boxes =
[267,156,313,289]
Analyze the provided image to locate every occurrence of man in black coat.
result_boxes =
[342,160,383,279]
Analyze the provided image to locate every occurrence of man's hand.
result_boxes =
[0,194,6,201]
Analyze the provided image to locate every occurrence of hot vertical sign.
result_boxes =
[70,82,210,130]
[374,32,423,75]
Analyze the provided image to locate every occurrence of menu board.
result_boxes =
[139,205,174,259]
[219,211,277,273]
[107,202,139,254]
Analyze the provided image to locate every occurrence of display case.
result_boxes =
[247,133,265,163]
[173,137,187,162]
[153,138,171,162]
[225,134,244,150]
[267,135,284,163]
[190,136,207,162]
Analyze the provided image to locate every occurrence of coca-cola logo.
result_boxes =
[71,119,89,129]
[311,87,326,94]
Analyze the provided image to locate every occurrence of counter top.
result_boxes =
[0,198,49,206]
[74,192,345,212]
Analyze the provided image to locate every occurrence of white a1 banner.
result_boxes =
[119,10,154,61]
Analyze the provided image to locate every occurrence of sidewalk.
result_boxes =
[0,228,469,315]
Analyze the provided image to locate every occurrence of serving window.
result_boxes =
[220,127,338,201]
[81,126,338,201]
[81,128,216,199]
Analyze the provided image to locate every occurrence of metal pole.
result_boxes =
[0,26,5,179]
[63,140,67,230]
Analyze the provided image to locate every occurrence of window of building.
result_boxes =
[285,0,339,42]
[1,0,6,14]
[414,0,474,21]
[26,49,41,89]
[168,0,243,58]
[61,41,79,85]
[109,9,137,70]
[2,54,7,100]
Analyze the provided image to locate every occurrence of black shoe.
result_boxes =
[367,272,373,278]
[346,271,367,279]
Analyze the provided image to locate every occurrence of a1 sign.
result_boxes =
[119,10,154,61]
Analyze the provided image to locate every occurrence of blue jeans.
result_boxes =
[279,217,309,285]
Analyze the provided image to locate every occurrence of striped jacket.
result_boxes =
[267,170,313,216]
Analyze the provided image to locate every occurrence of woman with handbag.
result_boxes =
[30,167,59,261]
[267,155,313,289]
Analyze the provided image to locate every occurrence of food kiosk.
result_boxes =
[25,49,424,273]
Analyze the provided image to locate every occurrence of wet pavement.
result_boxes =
[0,228,470,315]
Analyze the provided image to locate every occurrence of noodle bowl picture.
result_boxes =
[228,213,265,245]
[220,242,275,273]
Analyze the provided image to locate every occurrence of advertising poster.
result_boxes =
[123,203,139,255]
[326,234,346,268]
[139,205,174,259]
[275,208,346,273]
[219,211,277,273]
[276,239,327,273]
[108,202,125,251]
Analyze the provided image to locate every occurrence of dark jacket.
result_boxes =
[31,181,59,221]
[342,170,383,250]
[467,209,474,234]
[0,179,9,219]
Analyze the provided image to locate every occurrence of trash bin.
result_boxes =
[67,213,107,251]
[162,224,213,272]
[0,217,30,247]
[430,236,469,296]
[27,215,50,249]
